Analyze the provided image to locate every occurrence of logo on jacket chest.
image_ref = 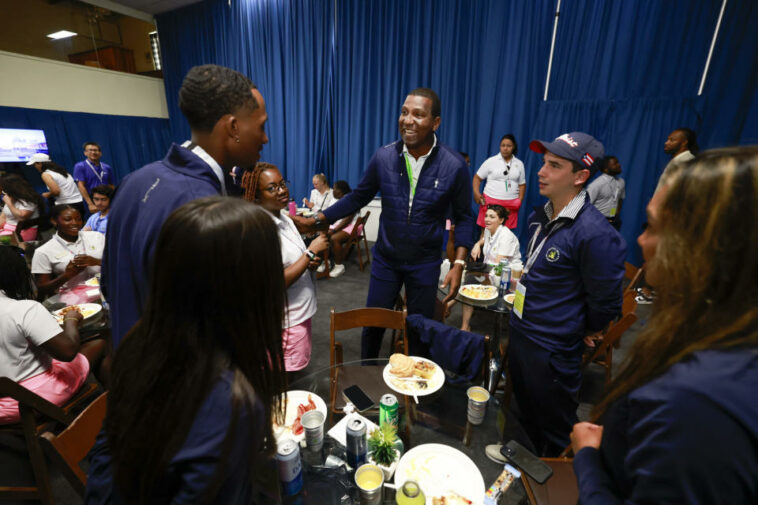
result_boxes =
[545,247,560,262]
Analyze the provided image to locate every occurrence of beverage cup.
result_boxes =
[510,261,523,280]
[300,410,325,452]
[354,463,384,505]
[467,386,490,425]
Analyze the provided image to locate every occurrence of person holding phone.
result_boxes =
[472,134,526,229]
[245,163,327,378]
[571,148,758,504]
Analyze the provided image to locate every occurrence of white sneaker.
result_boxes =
[329,264,346,278]
[316,262,326,273]
[485,444,507,464]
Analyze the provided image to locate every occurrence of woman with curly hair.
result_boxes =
[571,147,758,504]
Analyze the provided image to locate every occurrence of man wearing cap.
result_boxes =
[487,132,626,459]
[73,142,114,215]
[298,88,475,359]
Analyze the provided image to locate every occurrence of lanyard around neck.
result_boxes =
[85,160,104,183]
[403,154,417,199]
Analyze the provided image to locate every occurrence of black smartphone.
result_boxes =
[501,440,553,484]
[342,385,374,412]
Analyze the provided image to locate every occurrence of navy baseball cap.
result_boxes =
[530,132,605,172]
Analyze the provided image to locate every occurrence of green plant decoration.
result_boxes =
[368,423,399,466]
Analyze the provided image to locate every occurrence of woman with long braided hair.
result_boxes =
[244,162,327,380]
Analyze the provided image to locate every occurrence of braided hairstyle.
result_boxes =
[240,162,278,203]
[179,65,259,133]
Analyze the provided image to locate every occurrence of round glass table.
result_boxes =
[266,359,527,505]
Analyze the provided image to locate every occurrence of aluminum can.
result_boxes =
[379,393,399,429]
[276,438,303,496]
[346,417,367,468]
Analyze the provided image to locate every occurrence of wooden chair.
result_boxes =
[522,456,578,505]
[40,393,108,496]
[329,307,408,419]
[0,377,100,504]
[623,262,645,296]
[582,312,638,385]
[343,211,371,271]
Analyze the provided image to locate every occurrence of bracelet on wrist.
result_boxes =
[453,259,466,267]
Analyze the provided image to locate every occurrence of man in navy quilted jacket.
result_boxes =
[489,132,626,459]
[302,88,475,359]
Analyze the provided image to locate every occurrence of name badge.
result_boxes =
[513,281,526,319]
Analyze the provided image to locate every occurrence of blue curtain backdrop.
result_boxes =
[156,0,335,203]
[154,0,757,263]
[0,106,171,188]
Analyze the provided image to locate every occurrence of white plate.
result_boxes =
[272,390,327,443]
[382,357,445,397]
[52,303,102,325]
[459,284,498,302]
[503,293,515,305]
[394,443,485,505]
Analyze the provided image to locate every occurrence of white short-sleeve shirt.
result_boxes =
[44,170,83,205]
[273,210,317,328]
[2,199,38,226]
[477,154,526,200]
[309,188,335,211]
[31,231,105,288]
[0,291,62,381]
[483,226,521,265]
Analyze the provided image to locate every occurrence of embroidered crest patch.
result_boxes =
[546,247,560,262]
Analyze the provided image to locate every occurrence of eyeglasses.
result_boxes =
[263,180,289,194]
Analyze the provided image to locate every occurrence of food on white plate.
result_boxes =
[389,353,415,378]
[289,394,317,436]
[504,293,515,304]
[432,495,473,505]
[459,284,497,300]
[53,304,99,324]
[413,360,436,379]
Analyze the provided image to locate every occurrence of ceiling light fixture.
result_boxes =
[47,30,77,40]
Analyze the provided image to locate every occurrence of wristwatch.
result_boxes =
[305,250,317,261]
[313,213,323,228]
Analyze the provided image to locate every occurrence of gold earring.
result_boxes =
[235,137,240,143]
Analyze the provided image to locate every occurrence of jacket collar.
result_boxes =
[162,143,225,191]
[533,190,589,228]
[394,134,441,159]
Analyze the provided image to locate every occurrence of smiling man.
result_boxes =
[102,64,269,347]
[486,132,626,460]
[74,142,114,215]
[302,88,475,359]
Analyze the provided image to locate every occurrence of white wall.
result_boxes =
[0,50,168,119]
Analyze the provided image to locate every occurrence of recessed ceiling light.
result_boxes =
[47,30,77,40]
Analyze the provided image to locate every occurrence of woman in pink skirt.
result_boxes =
[0,245,110,424]
[472,134,526,230]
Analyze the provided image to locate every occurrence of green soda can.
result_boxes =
[379,393,399,428]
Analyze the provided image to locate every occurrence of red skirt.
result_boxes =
[477,194,522,229]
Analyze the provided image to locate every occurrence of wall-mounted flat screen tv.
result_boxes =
[0,128,49,162]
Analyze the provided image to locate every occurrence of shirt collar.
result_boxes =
[544,189,587,222]
[673,150,692,161]
[402,134,437,161]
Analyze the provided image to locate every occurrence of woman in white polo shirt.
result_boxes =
[27,155,85,218]
[31,204,105,299]
[472,134,526,229]
[0,245,109,424]
[303,173,334,211]
[245,163,327,377]
[0,174,44,241]
[461,205,520,332]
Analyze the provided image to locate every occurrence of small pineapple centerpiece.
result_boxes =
[367,423,401,479]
